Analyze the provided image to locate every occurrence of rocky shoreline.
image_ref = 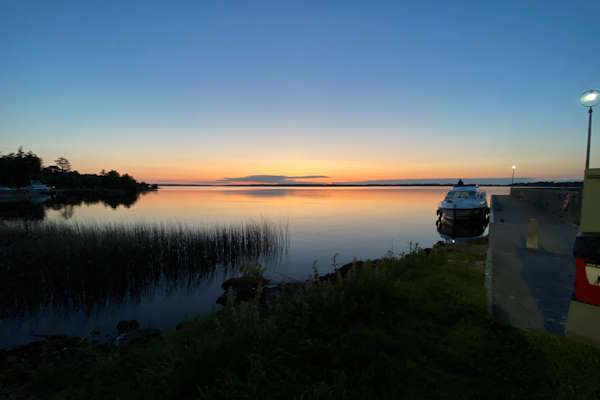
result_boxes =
[1,244,443,363]
[216,246,438,308]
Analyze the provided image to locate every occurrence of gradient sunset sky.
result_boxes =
[1,1,599,183]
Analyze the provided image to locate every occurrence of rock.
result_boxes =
[82,329,113,347]
[217,251,440,311]
[216,286,242,305]
[220,276,270,290]
[113,328,161,347]
[319,260,367,283]
[216,285,256,305]
[30,333,70,342]
[261,282,304,308]
[216,276,271,305]
[6,334,88,370]
[216,293,228,306]
[116,319,140,334]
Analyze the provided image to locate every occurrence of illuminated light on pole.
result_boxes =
[511,165,516,185]
[580,89,600,170]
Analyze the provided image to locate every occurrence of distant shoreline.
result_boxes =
[155,182,583,188]
[156,183,488,187]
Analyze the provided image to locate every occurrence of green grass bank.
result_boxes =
[2,239,600,399]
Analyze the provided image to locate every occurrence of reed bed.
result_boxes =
[0,220,288,317]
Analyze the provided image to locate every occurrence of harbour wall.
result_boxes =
[510,187,581,225]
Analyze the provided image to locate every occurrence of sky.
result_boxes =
[1,0,599,184]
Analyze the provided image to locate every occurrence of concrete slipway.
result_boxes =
[486,193,578,334]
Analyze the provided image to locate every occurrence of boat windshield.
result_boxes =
[445,191,476,200]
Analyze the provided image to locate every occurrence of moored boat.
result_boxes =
[436,182,489,225]
[25,180,54,193]
[0,181,54,203]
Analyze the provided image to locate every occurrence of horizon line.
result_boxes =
[147,176,583,185]
[152,181,583,188]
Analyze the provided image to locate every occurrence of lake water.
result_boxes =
[0,186,508,348]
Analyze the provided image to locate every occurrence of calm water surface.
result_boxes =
[1,186,508,348]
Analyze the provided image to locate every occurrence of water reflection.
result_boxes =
[51,190,142,210]
[0,222,286,321]
[219,188,332,199]
[0,191,144,221]
[0,186,509,348]
[0,201,46,220]
[436,218,489,241]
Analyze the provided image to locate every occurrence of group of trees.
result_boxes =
[0,148,42,187]
[42,167,143,191]
[0,147,153,192]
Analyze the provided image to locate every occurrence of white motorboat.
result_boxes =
[436,183,489,224]
[25,180,54,193]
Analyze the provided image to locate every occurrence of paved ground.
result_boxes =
[487,195,578,334]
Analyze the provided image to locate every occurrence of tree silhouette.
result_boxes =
[0,148,42,187]
[0,148,154,192]
[55,157,72,172]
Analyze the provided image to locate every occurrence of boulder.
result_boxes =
[113,329,161,347]
[220,276,270,290]
[217,276,271,305]
[116,319,140,334]
[318,260,367,283]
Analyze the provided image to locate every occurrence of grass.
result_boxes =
[0,221,288,317]
[2,238,600,399]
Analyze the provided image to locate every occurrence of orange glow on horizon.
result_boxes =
[57,185,511,227]
[56,145,585,184]
[70,165,583,184]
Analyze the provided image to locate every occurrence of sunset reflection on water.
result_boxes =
[2,186,509,348]
[45,186,508,272]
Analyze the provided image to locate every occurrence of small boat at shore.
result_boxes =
[25,180,54,193]
[0,181,54,203]
[436,183,489,225]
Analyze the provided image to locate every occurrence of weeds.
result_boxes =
[241,264,267,281]
[0,221,288,317]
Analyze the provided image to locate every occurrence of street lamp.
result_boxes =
[511,165,516,185]
[580,89,600,170]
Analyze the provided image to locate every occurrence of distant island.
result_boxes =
[0,148,157,193]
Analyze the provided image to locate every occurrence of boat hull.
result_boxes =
[437,206,489,224]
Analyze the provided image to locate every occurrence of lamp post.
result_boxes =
[511,165,516,185]
[580,89,600,170]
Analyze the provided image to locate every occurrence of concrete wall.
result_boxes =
[580,168,600,233]
[510,187,581,225]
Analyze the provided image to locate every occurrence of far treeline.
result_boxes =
[0,148,156,192]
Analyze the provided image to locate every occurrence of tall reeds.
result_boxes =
[0,221,288,317]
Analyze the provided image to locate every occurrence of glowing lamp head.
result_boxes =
[580,89,600,107]
[512,165,516,170]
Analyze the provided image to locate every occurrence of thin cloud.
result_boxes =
[218,175,328,184]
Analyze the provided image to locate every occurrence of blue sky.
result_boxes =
[1,1,599,182]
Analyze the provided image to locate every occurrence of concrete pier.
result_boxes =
[488,189,579,333]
